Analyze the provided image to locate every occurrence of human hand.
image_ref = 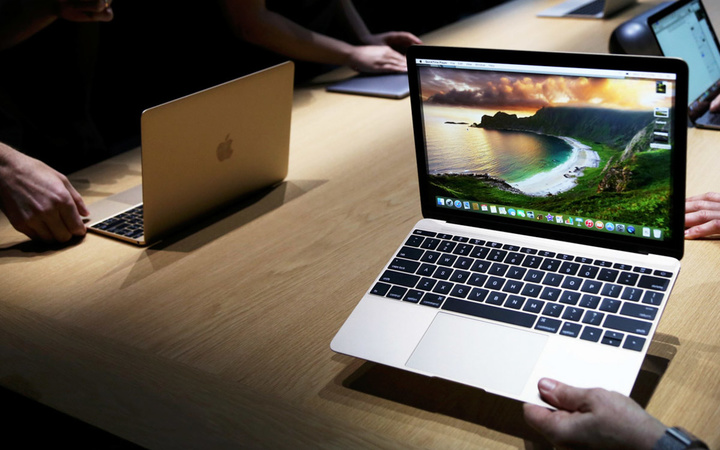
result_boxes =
[710,95,720,112]
[348,45,408,73]
[685,192,720,239]
[0,146,88,243]
[523,378,666,450]
[365,31,422,52]
[57,0,114,23]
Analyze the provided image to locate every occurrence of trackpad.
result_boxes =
[406,313,548,397]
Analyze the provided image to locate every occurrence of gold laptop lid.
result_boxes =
[139,61,294,242]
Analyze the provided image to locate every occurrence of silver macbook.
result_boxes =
[649,0,720,130]
[538,0,636,19]
[87,61,294,245]
[332,46,687,406]
[326,74,410,99]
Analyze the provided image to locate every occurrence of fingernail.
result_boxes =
[538,378,557,392]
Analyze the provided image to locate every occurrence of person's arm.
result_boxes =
[685,192,720,239]
[220,0,420,73]
[0,142,88,243]
[523,378,667,450]
[0,0,113,51]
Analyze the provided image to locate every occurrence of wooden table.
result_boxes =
[1,0,718,447]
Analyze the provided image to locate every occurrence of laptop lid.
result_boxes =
[648,0,720,125]
[138,61,294,243]
[406,46,686,261]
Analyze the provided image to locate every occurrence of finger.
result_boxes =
[379,52,407,71]
[59,201,86,237]
[377,58,407,72]
[64,178,90,217]
[43,209,74,243]
[393,32,423,46]
[711,96,720,112]
[404,33,423,45]
[537,378,591,412]
[387,48,406,61]
[522,402,580,446]
[685,219,720,239]
[384,33,421,48]
[24,216,56,243]
[685,198,720,214]
[685,210,720,228]
[522,402,554,430]
[686,191,720,204]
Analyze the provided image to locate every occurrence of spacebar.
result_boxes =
[441,298,537,328]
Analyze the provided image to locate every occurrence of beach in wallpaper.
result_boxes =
[420,67,676,231]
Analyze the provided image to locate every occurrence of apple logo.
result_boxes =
[216,133,234,161]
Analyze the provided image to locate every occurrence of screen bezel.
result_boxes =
[407,45,687,260]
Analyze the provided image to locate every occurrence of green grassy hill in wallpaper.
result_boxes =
[430,106,673,230]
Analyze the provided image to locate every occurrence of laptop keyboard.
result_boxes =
[371,228,672,352]
[569,0,605,15]
[90,205,144,239]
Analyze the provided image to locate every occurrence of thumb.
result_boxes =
[537,378,589,412]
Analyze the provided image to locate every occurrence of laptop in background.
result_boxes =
[649,0,720,130]
[87,61,294,245]
[538,0,636,19]
[332,46,687,406]
[326,74,410,99]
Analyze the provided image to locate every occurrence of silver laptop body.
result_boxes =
[332,46,687,407]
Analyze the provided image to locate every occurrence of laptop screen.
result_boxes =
[408,48,687,258]
[649,0,720,118]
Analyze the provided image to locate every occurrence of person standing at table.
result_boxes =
[218,0,422,81]
[0,0,114,243]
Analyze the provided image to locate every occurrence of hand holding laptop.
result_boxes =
[524,378,671,450]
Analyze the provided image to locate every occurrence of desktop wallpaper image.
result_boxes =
[419,67,676,235]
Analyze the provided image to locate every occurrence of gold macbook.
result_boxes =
[87,61,294,245]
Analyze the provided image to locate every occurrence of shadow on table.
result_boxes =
[147,179,326,252]
[0,232,86,260]
[0,180,326,266]
[112,179,326,288]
